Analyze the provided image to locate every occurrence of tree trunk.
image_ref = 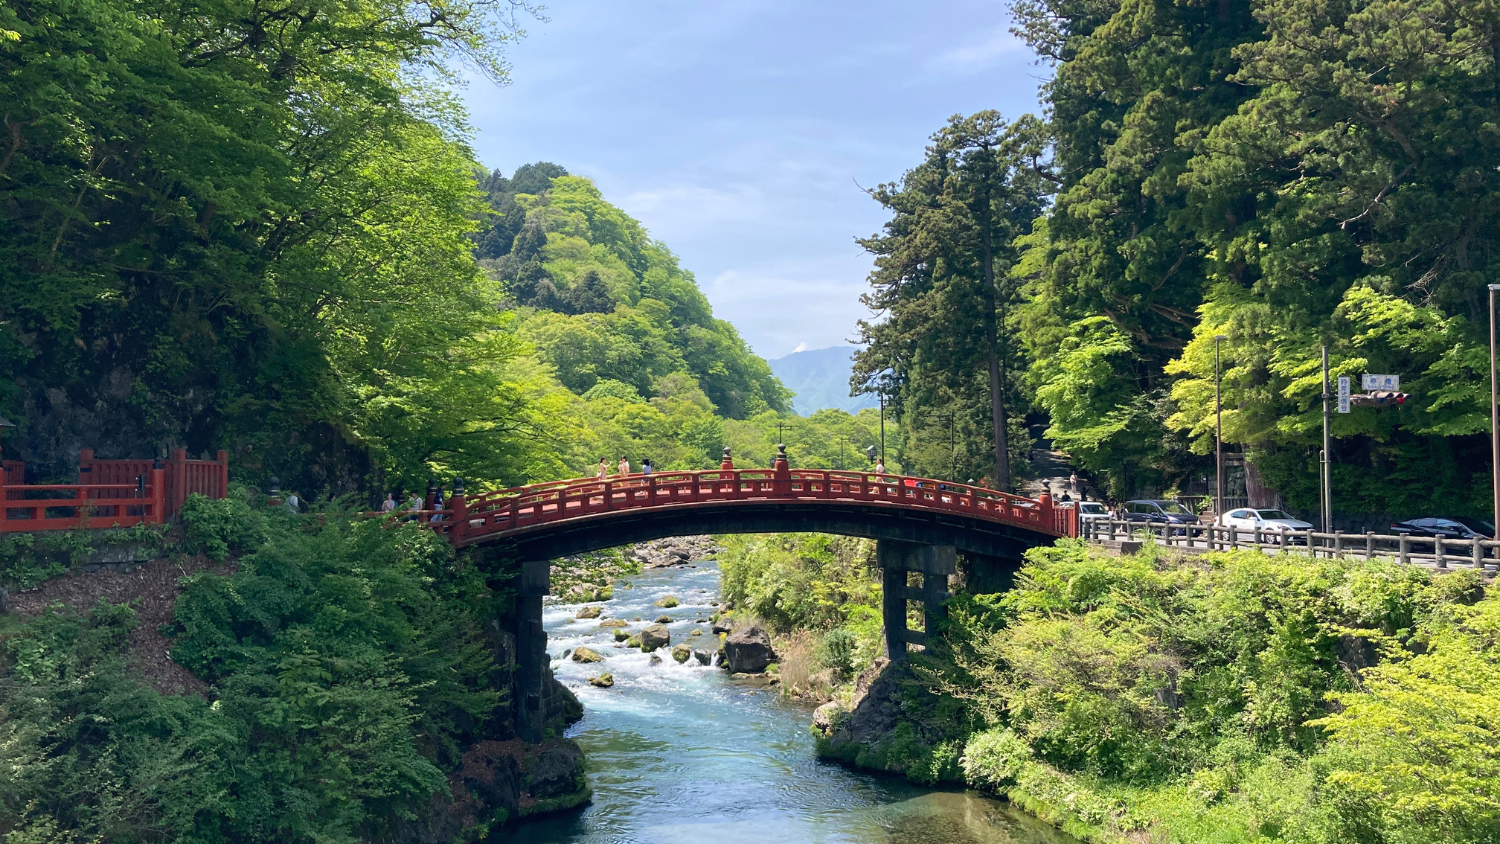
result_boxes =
[982,226,1009,491]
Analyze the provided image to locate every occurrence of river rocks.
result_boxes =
[575,605,602,619]
[571,646,604,663]
[589,673,614,688]
[671,643,692,663]
[630,536,721,568]
[654,615,673,624]
[599,619,628,628]
[625,635,641,648]
[649,653,662,665]
[613,629,631,642]
[690,628,704,637]
[692,648,712,665]
[711,617,735,634]
[812,701,844,733]
[653,595,680,608]
[723,625,777,674]
[639,623,670,653]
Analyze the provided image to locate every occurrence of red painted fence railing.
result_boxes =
[1,468,166,532]
[405,467,1078,548]
[79,448,228,518]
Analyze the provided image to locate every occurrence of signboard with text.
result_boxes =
[1337,376,1350,413]
[1362,374,1400,390]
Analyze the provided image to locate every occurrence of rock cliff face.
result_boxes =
[812,657,961,782]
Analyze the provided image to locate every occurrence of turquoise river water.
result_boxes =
[500,560,1076,844]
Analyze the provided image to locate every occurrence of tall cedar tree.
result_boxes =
[854,113,1049,490]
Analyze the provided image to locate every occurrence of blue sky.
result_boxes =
[463,1,1045,359]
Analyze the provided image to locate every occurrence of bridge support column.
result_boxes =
[515,559,549,743]
[876,540,955,661]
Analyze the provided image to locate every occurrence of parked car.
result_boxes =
[1389,517,1496,540]
[1074,501,1110,526]
[1121,500,1200,532]
[1218,507,1313,538]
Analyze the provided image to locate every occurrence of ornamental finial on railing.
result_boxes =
[721,447,734,470]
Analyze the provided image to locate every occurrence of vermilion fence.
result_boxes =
[2,448,229,531]
[1,469,166,532]
[420,467,1078,547]
[77,448,228,518]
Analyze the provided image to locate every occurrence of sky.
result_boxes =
[463,1,1045,360]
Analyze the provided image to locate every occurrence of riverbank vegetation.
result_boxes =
[814,540,1500,844]
[0,493,571,842]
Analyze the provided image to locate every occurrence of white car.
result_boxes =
[1075,501,1110,525]
[1218,507,1313,536]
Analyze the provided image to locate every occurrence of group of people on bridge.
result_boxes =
[596,457,655,479]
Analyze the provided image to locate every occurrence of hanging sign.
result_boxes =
[1361,374,1399,390]
[1337,376,1350,413]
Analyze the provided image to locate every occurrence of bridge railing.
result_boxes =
[1084,518,1500,570]
[443,469,1076,546]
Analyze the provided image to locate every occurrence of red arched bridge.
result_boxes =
[417,448,1078,743]
[425,451,1078,559]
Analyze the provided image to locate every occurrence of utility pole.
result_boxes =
[879,390,885,466]
[1490,285,1500,539]
[1214,335,1226,522]
[1321,345,1332,533]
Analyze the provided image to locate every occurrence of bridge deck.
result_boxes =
[437,469,1076,548]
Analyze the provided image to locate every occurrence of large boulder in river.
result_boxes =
[575,605,601,619]
[723,625,776,674]
[589,673,614,688]
[812,701,843,733]
[653,595,680,608]
[599,619,628,628]
[571,646,604,663]
[671,643,693,663]
[639,624,671,653]
[692,648,712,666]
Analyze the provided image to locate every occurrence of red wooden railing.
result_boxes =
[411,467,1077,548]
[78,448,227,517]
[0,468,166,532]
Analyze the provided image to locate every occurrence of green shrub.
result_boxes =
[818,627,857,676]
[961,729,1032,791]
[180,492,267,561]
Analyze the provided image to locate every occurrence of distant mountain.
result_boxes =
[769,346,880,416]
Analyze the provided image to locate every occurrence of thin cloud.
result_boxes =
[927,28,1025,73]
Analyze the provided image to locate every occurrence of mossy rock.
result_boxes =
[595,586,614,601]
[575,605,602,619]
[639,624,671,653]
[589,673,614,688]
[626,635,641,648]
[613,629,631,642]
[671,643,692,664]
[599,619,628,628]
[690,628,704,637]
[571,646,605,663]
[654,615,673,624]
[653,595,679,608]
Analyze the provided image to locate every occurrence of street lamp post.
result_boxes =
[878,389,886,467]
[1490,285,1500,540]
[1214,335,1227,525]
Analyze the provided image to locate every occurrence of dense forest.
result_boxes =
[856,0,1500,520]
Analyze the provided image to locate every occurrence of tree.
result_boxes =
[854,112,1050,490]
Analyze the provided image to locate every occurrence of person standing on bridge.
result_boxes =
[641,458,653,476]
[596,458,608,480]
[381,493,397,513]
[875,458,886,477]
[618,456,630,476]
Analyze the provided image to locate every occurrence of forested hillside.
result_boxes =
[856,0,1500,520]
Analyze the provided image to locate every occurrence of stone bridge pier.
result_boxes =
[877,540,955,661]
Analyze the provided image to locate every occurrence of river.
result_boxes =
[502,560,1076,844]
